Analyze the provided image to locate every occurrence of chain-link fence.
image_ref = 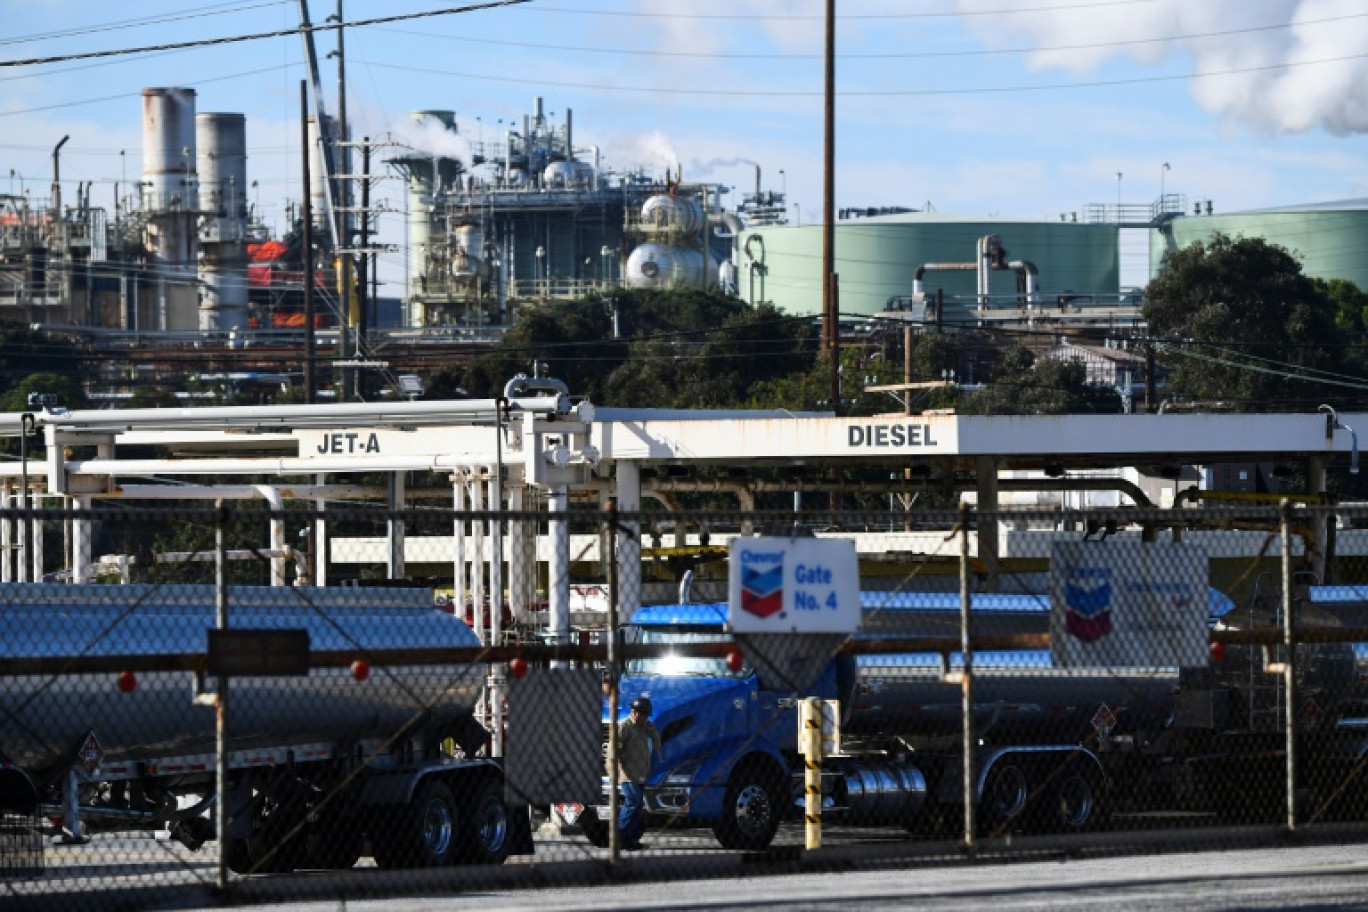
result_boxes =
[4,500,1368,909]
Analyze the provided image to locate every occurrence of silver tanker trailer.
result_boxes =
[0,583,530,874]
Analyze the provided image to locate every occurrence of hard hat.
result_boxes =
[630,697,652,716]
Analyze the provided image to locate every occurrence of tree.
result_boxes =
[443,288,816,409]
[0,372,89,413]
[1143,234,1343,412]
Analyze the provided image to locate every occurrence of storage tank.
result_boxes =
[141,87,199,331]
[542,161,577,188]
[196,112,248,332]
[642,194,703,236]
[624,243,708,290]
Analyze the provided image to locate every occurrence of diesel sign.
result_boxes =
[848,423,940,448]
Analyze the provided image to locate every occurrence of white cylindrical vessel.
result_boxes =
[641,194,703,236]
[196,113,249,332]
[141,88,199,331]
[453,224,485,278]
[541,161,576,188]
[624,243,706,290]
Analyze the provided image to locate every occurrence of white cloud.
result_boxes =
[956,0,1368,134]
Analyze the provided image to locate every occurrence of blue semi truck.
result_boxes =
[576,586,1368,850]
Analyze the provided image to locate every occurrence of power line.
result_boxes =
[526,0,1160,21]
[0,1,531,69]
[359,50,1368,98]
[377,11,1368,62]
[0,1,289,48]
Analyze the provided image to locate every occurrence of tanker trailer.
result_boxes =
[0,583,531,874]
[576,588,1243,851]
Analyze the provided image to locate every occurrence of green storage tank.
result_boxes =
[737,212,1119,319]
[1151,200,1368,288]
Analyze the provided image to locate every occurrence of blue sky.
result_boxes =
[2,0,1366,293]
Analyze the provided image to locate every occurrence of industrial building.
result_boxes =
[390,99,750,329]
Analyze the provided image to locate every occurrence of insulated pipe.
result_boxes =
[387,471,406,581]
[507,486,530,623]
[65,454,508,477]
[487,472,505,755]
[254,484,287,586]
[911,262,975,297]
[72,495,91,583]
[489,472,503,646]
[1008,260,1040,308]
[453,475,467,621]
[548,485,570,662]
[616,461,642,619]
[2,481,11,583]
[503,375,570,400]
[313,472,327,587]
[471,471,486,644]
[3,395,575,438]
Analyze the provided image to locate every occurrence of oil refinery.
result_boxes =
[3,83,1368,402]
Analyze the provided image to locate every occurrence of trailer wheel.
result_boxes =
[458,779,511,865]
[713,760,784,851]
[980,760,1032,835]
[373,780,458,868]
[579,807,610,848]
[1047,763,1107,833]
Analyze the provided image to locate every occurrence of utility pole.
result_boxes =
[822,0,839,416]
[333,0,358,399]
[301,81,316,403]
[355,139,371,401]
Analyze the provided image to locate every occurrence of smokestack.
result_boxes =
[51,135,69,213]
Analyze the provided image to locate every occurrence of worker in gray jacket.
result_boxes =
[616,696,660,850]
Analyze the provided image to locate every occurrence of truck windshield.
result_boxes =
[625,628,751,679]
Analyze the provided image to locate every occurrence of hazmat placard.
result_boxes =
[1050,540,1210,668]
[727,537,860,634]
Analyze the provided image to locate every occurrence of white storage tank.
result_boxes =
[641,194,703,236]
[624,243,708,290]
[542,161,577,188]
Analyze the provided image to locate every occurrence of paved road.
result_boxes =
[11,827,1368,911]
[125,843,1368,912]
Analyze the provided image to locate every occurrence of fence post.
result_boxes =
[1281,498,1297,832]
[960,501,976,852]
[215,500,229,890]
[606,502,621,862]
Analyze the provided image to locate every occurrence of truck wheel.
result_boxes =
[713,761,783,851]
[373,780,458,868]
[980,760,1032,835]
[458,779,511,865]
[222,838,254,875]
[1048,764,1107,833]
[579,807,610,848]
